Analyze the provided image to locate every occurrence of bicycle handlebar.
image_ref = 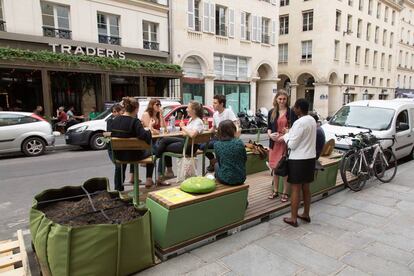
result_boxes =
[335,129,372,139]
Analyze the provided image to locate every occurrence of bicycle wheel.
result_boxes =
[374,148,397,183]
[340,151,368,191]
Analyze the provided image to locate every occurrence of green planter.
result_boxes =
[29,178,154,276]
[246,152,268,175]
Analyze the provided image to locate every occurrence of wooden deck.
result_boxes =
[124,169,347,259]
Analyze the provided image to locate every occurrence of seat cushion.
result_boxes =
[180,177,216,194]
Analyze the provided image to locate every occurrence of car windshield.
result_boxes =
[162,105,175,117]
[330,106,395,131]
[94,108,112,120]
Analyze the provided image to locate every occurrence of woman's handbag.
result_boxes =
[177,139,197,182]
[275,143,290,177]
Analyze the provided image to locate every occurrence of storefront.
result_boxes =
[0,33,182,119]
[214,82,250,114]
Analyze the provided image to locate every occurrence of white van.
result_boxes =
[322,100,414,160]
[65,98,180,150]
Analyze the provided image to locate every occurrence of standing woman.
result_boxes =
[141,99,166,135]
[267,90,296,202]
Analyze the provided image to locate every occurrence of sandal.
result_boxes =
[283,217,298,227]
[145,179,154,189]
[280,193,289,203]
[297,214,311,223]
[268,191,279,199]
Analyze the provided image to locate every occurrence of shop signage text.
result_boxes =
[49,44,126,60]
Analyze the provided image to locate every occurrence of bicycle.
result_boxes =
[336,130,397,191]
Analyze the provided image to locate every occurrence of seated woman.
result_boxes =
[156,101,204,184]
[110,97,155,188]
[141,99,166,135]
[214,120,247,185]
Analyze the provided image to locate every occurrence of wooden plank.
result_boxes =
[0,240,13,273]
[0,241,19,254]
[16,230,30,276]
[0,254,22,269]
[0,267,25,276]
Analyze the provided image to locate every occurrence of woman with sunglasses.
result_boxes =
[141,99,166,134]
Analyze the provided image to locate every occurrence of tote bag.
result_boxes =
[177,140,197,182]
[275,143,290,177]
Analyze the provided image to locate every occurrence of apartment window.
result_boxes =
[355,46,360,64]
[388,54,392,70]
[399,50,403,67]
[335,10,341,31]
[302,10,313,31]
[357,19,362,38]
[406,52,409,68]
[301,40,312,61]
[348,0,353,6]
[382,30,387,46]
[368,0,373,15]
[202,1,215,33]
[279,15,289,35]
[376,2,381,19]
[381,53,385,68]
[0,0,5,31]
[363,76,368,85]
[214,54,249,81]
[97,13,120,45]
[366,23,371,40]
[392,10,395,25]
[372,77,376,86]
[373,50,378,68]
[143,21,159,50]
[240,12,251,40]
[380,78,383,86]
[347,15,352,32]
[187,0,201,31]
[354,75,359,85]
[384,7,389,22]
[334,40,340,60]
[215,5,227,36]
[364,48,369,65]
[261,17,271,44]
[387,79,390,87]
[280,0,289,6]
[279,43,288,63]
[374,26,379,43]
[345,43,351,62]
[358,0,363,11]
[408,30,411,44]
[41,2,71,39]
[390,32,393,48]
[344,74,349,84]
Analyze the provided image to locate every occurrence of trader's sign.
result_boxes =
[49,44,126,60]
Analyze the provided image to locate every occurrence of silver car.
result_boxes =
[0,111,55,157]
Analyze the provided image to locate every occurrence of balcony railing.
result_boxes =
[143,40,159,50]
[0,20,5,31]
[43,26,71,39]
[261,34,270,44]
[98,34,121,45]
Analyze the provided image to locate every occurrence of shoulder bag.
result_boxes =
[275,142,290,177]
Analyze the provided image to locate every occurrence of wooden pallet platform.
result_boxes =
[0,230,30,276]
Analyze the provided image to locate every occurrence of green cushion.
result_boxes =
[180,177,216,194]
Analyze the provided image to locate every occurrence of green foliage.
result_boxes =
[0,47,182,73]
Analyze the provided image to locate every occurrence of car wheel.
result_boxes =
[90,133,107,150]
[22,137,46,157]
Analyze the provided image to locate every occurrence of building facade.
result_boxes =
[171,0,279,113]
[278,0,402,117]
[0,0,179,118]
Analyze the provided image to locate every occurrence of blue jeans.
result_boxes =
[199,138,217,160]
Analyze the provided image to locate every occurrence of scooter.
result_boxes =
[237,109,259,134]
[255,107,268,133]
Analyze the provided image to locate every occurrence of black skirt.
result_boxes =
[287,158,316,184]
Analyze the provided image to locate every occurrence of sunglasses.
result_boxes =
[156,103,162,106]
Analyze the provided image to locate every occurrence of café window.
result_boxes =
[97,13,121,45]
[41,1,71,39]
[143,21,159,50]
[214,83,250,114]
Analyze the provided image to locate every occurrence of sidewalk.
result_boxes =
[138,161,414,276]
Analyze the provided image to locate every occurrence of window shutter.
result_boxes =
[252,15,257,42]
[229,8,235,38]
[187,0,195,30]
[240,12,246,40]
[210,2,215,34]
[203,1,210,32]
[257,16,262,42]
[271,20,276,45]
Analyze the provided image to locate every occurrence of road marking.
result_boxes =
[0,202,11,209]
[7,218,28,228]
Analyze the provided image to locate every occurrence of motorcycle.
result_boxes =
[255,107,268,133]
[237,109,259,134]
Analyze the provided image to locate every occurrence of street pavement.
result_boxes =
[138,161,414,276]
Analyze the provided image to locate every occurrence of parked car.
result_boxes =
[163,105,214,128]
[65,98,181,150]
[322,100,414,160]
[0,111,55,157]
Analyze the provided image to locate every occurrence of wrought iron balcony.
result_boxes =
[43,26,72,39]
[0,20,5,31]
[143,40,159,50]
[98,35,121,45]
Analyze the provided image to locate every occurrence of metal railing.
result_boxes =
[98,34,121,45]
[43,26,72,39]
[143,41,159,50]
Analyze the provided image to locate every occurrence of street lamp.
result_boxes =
[343,87,350,105]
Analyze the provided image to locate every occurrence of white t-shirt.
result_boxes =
[187,117,204,134]
[283,115,316,160]
[213,108,237,128]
